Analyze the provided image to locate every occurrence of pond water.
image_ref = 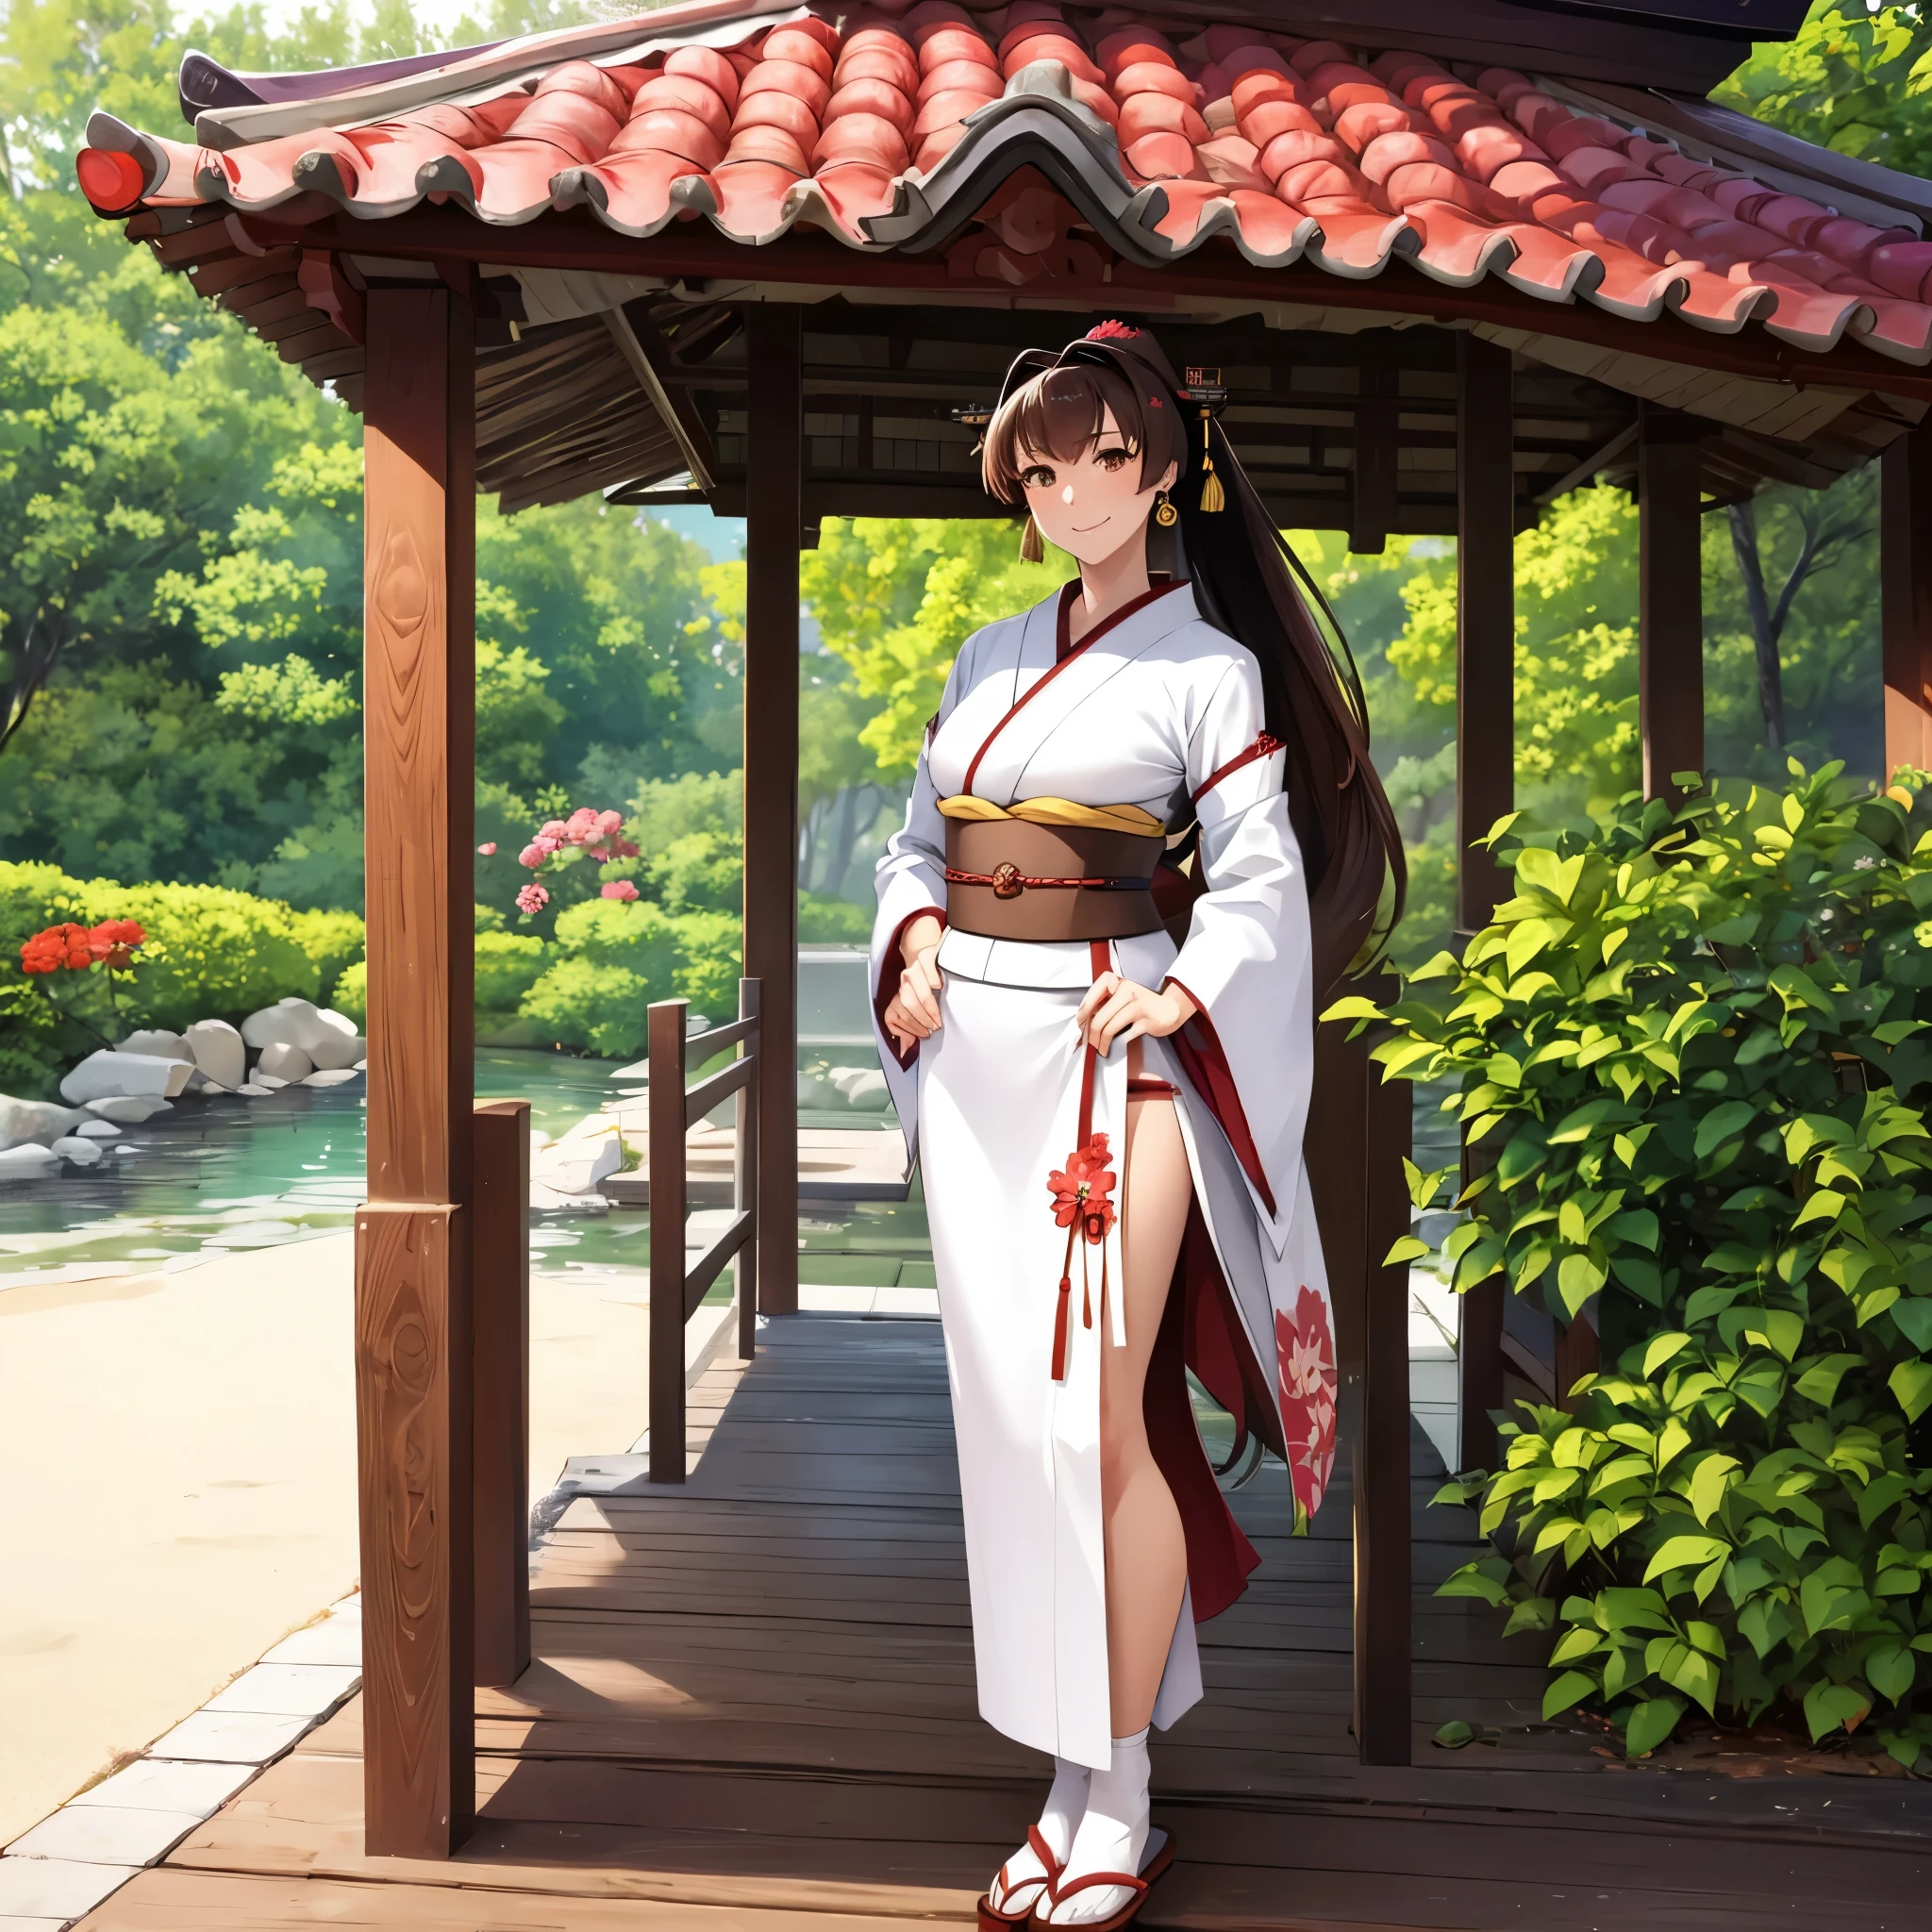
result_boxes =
[0,1041,932,1294]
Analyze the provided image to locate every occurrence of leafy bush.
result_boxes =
[476,930,549,1016]
[800,892,872,943]
[288,907,365,1007]
[1342,765,1932,1765]
[519,898,741,1057]
[0,863,361,1073]
[333,958,367,1028]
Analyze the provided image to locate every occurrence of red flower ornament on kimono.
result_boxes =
[1046,1133,1116,1381]
[1275,1287,1338,1527]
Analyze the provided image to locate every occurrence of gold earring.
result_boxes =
[1019,513,1044,563]
[1154,490,1177,527]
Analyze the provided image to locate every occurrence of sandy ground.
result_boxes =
[0,1230,654,1848]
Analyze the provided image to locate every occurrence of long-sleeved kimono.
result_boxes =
[870,577,1336,1772]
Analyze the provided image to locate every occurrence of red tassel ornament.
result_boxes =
[1046,1132,1116,1380]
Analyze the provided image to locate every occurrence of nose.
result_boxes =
[1061,482,1075,505]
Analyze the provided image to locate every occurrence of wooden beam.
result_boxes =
[744,304,801,1319]
[1639,406,1707,804]
[472,1099,529,1690]
[358,284,475,1859]
[1357,998,1412,1766]
[1456,335,1514,933]
[1883,421,1932,781]
[1348,363,1397,555]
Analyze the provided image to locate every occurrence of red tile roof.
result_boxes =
[76,0,1932,366]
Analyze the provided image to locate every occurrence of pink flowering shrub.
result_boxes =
[508,804,640,922]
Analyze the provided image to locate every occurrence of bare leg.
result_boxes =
[1046,1043,1192,1924]
[1101,1063,1192,1732]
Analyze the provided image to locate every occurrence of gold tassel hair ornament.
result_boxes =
[1019,513,1044,563]
[1198,408,1224,513]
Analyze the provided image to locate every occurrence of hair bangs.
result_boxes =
[982,361,1173,504]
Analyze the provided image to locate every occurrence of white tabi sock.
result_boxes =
[1046,1729,1151,1925]
[988,1755,1090,1913]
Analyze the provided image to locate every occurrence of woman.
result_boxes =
[870,324,1403,1930]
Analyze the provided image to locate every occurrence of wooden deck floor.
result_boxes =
[81,1313,1930,1929]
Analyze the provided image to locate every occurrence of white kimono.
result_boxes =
[870,580,1335,1771]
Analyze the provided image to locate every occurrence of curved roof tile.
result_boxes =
[75,0,1932,368]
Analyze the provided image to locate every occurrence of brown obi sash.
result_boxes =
[939,796,1167,942]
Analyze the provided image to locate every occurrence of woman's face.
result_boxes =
[1017,407,1177,568]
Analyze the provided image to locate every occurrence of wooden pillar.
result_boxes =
[1307,980,1410,1766]
[358,284,476,1859]
[472,1099,529,1689]
[1357,1030,1413,1764]
[1456,336,1513,932]
[744,303,801,1317]
[1639,408,1706,803]
[649,998,691,1483]
[1882,421,1932,781]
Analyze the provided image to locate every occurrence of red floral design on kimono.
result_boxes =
[1045,1133,1117,1380]
[1275,1288,1338,1520]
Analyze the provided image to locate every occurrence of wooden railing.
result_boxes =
[647,976,762,1483]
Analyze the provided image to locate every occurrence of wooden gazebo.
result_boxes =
[75,0,1932,1920]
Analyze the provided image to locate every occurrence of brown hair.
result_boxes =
[984,324,1406,995]
[982,360,1186,504]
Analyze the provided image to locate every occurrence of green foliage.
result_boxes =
[518,898,741,1057]
[288,907,365,1008]
[1346,765,1932,1763]
[333,958,367,1028]
[803,518,1073,775]
[475,928,547,1017]
[1715,4,1932,177]
[0,859,369,1090]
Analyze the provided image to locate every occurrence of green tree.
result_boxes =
[1715,4,1932,175]
[803,516,1073,775]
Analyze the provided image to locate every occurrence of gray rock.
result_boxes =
[0,1094,90,1151]
[257,1041,313,1082]
[301,1068,360,1087]
[252,1074,289,1091]
[0,1141,59,1178]
[306,1011,367,1071]
[116,1028,192,1062]
[60,1050,194,1107]
[84,1095,173,1124]
[75,1120,122,1140]
[241,998,320,1051]
[50,1135,103,1166]
[235,1083,275,1097]
[183,1018,246,1089]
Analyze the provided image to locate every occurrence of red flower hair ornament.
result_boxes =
[1045,1131,1117,1380]
[1086,319,1141,341]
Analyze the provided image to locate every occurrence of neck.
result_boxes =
[1069,527,1151,646]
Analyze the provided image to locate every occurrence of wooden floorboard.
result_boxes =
[80,1312,1932,1930]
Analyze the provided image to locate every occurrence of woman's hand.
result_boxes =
[1074,974,1197,1057]
[883,915,945,1056]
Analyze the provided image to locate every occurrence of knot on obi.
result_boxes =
[941,808,1167,942]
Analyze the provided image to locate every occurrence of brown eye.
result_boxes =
[1020,464,1055,490]
[1096,447,1131,473]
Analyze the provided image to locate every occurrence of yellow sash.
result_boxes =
[937,795,1165,838]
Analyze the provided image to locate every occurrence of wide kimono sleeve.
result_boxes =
[869,632,980,1163]
[1161,646,1312,1257]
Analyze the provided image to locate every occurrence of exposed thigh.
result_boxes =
[1101,1086,1193,1435]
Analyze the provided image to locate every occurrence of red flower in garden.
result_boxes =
[22,924,94,974]
[88,919,145,971]
[1048,1133,1117,1244]
[1275,1287,1338,1523]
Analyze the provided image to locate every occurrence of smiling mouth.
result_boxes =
[1071,517,1108,532]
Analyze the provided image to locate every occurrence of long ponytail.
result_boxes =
[1179,413,1405,997]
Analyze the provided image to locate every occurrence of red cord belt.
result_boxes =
[943,863,1154,900]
